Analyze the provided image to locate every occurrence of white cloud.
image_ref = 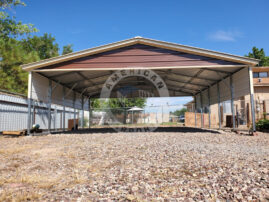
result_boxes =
[208,30,243,42]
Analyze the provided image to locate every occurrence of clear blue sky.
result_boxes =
[13,0,269,56]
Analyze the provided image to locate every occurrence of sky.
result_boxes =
[9,0,269,108]
[12,0,269,56]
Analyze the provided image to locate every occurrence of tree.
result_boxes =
[62,44,73,55]
[22,33,59,60]
[0,0,39,94]
[0,1,38,41]
[171,108,187,117]
[107,98,147,109]
[0,38,39,94]
[246,47,269,66]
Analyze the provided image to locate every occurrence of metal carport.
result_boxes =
[21,37,259,134]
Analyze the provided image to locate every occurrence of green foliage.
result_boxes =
[0,0,25,8]
[90,98,102,109]
[79,117,88,127]
[246,47,269,66]
[171,108,187,116]
[255,119,269,131]
[22,33,59,60]
[0,1,38,40]
[62,44,73,55]
[0,38,39,94]
[107,98,146,109]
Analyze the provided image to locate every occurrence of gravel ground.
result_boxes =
[0,130,268,201]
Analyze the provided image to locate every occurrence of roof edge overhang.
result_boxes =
[32,64,248,72]
[21,36,259,71]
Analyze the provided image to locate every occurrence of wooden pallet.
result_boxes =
[2,130,27,136]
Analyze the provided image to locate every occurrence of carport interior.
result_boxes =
[22,37,259,134]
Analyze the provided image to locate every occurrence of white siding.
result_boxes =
[32,72,49,102]
[31,72,89,109]
[233,68,250,99]
[219,77,231,101]
[195,94,201,109]
[209,84,218,105]
[202,89,209,107]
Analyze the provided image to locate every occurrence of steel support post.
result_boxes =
[54,106,57,132]
[217,83,221,129]
[194,95,197,127]
[200,93,203,128]
[48,80,52,133]
[73,92,76,130]
[62,87,66,131]
[32,100,35,126]
[81,95,84,129]
[207,89,211,128]
[88,98,91,128]
[27,72,33,135]
[248,67,256,131]
[230,76,235,130]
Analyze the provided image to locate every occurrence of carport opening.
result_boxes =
[87,97,193,129]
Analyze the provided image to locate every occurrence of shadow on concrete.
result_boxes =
[53,126,220,135]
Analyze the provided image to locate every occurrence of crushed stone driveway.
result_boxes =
[0,130,268,201]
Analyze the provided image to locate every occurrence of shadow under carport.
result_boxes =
[53,126,220,135]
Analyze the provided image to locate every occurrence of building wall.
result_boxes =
[254,86,269,100]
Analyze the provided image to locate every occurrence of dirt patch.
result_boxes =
[0,132,268,201]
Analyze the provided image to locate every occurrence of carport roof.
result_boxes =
[22,36,258,71]
[22,37,259,98]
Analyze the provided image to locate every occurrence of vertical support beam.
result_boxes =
[73,92,76,130]
[194,95,197,127]
[161,105,163,123]
[54,106,57,132]
[32,100,35,125]
[249,67,256,131]
[142,108,146,124]
[200,92,203,128]
[81,95,84,129]
[217,83,221,129]
[207,88,211,128]
[48,80,52,133]
[27,71,33,135]
[88,98,91,128]
[62,87,66,131]
[230,76,235,130]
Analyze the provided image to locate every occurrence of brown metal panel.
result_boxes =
[40,44,240,70]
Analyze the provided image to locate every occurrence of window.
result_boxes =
[259,72,268,78]
[253,72,268,78]
[253,72,259,78]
